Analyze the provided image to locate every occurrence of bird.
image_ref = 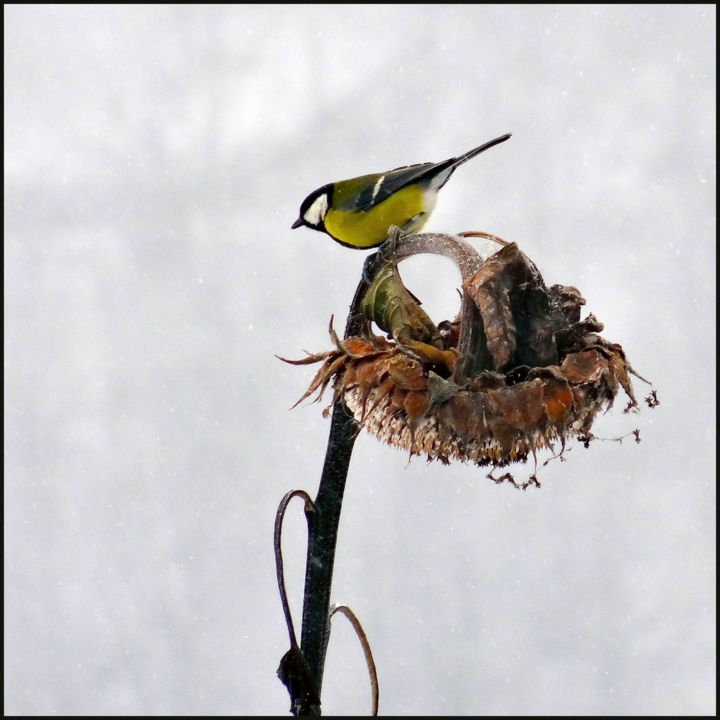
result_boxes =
[291,132,511,249]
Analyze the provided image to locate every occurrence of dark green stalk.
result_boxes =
[293,256,378,715]
[297,400,358,714]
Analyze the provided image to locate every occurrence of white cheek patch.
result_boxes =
[304,193,329,225]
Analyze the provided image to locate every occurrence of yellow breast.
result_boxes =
[324,184,430,249]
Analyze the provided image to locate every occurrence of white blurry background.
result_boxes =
[4,5,715,715]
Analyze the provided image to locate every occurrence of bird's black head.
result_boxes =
[291,184,334,232]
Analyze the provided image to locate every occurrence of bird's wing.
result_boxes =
[346,160,452,212]
[340,134,512,213]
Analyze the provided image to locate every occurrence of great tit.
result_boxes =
[291,132,511,249]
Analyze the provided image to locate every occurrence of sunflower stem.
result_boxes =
[292,256,378,715]
[297,400,358,714]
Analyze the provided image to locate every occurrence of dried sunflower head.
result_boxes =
[280,232,649,472]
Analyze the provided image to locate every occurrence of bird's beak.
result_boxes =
[291,217,304,229]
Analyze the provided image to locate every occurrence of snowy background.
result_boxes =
[4,5,715,715]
